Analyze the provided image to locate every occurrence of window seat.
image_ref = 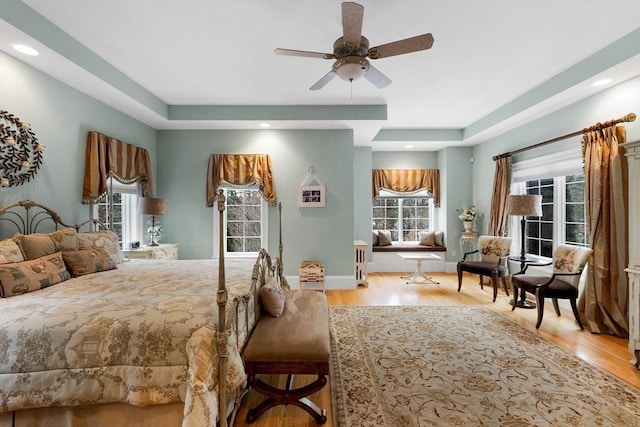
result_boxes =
[372,243,446,252]
[370,242,447,273]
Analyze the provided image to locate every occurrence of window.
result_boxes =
[214,187,268,256]
[372,191,434,242]
[511,148,588,259]
[93,181,141,248]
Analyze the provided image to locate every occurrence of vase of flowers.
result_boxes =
[458,203,478,232]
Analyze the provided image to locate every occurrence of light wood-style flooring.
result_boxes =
[233,272,640,427]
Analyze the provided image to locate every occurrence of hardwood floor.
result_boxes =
[233,272,640,427]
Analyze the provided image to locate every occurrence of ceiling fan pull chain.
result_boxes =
[350,79,353,104]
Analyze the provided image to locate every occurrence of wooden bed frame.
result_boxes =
[0,195,287,427]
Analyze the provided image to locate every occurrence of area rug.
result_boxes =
[328,305,640,427]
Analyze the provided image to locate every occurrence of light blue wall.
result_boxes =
[353,146,372,250]
[438,147,474,261]
[0,51,156,230]
[472,75,640,236]
[156,129,355,276]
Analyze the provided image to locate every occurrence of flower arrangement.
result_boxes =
[457,203,478,222]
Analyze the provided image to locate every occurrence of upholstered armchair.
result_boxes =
[457,236,512,302]
[511,244,593,330]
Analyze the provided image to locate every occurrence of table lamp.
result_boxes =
[506,194,542,262]
[138,197,167,246]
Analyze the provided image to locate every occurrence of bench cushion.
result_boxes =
[373,243,446,252]
[243,290,329,364]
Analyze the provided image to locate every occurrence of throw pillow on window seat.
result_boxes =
[418,231,436,246]
[372,230,379,246]
[377,230,393,246]
[434,231,444,247]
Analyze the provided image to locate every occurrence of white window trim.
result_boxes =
[91,180,142,247]
[373,192,437,242]
[212,187,269,258]
[510,147,585,260]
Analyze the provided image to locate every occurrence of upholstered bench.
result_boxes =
[242,289,330,424]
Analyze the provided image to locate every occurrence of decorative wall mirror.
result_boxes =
[0,110,44,187]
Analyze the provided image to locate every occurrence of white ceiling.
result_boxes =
[1,0,639,151]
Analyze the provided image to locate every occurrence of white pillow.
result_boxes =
[377,230,392,246]
[419,231,435,246]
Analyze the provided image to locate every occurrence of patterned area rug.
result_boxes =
[329,305,640,427]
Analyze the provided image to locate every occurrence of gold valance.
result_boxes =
[372,169,440,207]
[82,131,153,203]
[206,154,277,206]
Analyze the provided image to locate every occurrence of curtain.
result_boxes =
[488,156,512,236]
[82,131,153,203]
[206,154,276,206]
[372,169,440,207]
[579,125,629,336]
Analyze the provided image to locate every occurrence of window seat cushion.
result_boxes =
[372,242,446,252]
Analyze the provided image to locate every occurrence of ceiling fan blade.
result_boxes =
[274,48,334,59]
[364,64,392,89]
[310,70,337,90]
[368,33,434,59]
[342,2,364,47]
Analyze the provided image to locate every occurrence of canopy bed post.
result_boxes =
[216,189,229,427]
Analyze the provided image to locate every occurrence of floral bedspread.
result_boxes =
[0,258,258,427]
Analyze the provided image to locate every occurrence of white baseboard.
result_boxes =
[286,275,358,290]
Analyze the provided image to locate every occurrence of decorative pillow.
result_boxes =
[0,239,25,264]
[0,252,70,297]
[377,230,392,246]
[49,228,79,251]
[13,228,78,260]
[62,249,117,277]
[372,230,379,246]
[418,231,435,246]
[76,230,123,264]
[434,231,444,247]
[260,275,286,317]
[13,233,56,260]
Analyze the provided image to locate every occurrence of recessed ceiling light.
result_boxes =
[405,144,414,149]
[591,78,612,87]
[259,123,270,128]
[12,44,39,56]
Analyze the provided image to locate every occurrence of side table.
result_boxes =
[459,232,478,258]
[122,243,179,260]
[508,255,549,309]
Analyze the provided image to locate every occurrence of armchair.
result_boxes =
[457,236,512,302]
[511,244,593,330]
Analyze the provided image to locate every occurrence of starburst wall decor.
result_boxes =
[0,110,45,187]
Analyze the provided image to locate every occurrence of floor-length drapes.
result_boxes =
[488,156,512,236]
[579,125,629,336]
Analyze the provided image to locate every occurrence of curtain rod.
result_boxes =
[492,112,636,161]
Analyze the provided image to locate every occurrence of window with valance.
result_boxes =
[206,154,277,206]
[82,131,153,203]
[372,169,440,207]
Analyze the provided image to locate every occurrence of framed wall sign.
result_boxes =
[298,185,325,207]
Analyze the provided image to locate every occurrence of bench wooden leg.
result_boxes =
[246,373,328,424]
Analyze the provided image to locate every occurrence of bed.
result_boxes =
[0,197,285,427]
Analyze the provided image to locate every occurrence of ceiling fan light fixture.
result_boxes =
[334,56,369,81]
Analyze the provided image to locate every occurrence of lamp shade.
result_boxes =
[138,197,167,215]
[506,194,542,217]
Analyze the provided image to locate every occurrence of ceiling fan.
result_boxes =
[274,1,434,90]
